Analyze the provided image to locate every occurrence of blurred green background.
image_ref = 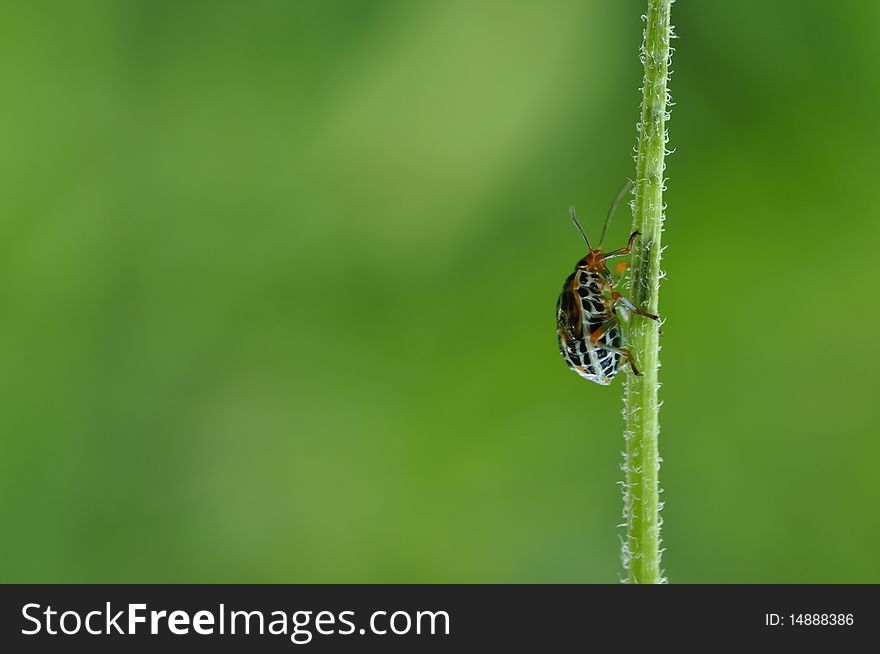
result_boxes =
[1,0,878,583]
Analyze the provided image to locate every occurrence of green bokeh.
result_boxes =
[2,1,878,583]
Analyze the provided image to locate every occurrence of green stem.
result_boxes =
[623,0,673,584]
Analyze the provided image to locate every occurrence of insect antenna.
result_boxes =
[569,206,591,249]
[597,179,634,248]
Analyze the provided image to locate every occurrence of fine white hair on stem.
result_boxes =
[621,0,674,585]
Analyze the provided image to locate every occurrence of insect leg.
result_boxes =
[588,318,643,377]
[600,231,640,261]
[588,317,618,345]
[609,262,630,291]
[612,292,660,322]
[594,341,643,377]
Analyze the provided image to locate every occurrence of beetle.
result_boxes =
[556,181,660,385]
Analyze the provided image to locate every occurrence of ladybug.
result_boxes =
[556,182,660,385]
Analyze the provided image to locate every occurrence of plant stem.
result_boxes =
[622,0,673,584]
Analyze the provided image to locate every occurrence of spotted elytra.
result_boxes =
[556,181,661,385]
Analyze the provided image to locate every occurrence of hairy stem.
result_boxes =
[622,0,673,584]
